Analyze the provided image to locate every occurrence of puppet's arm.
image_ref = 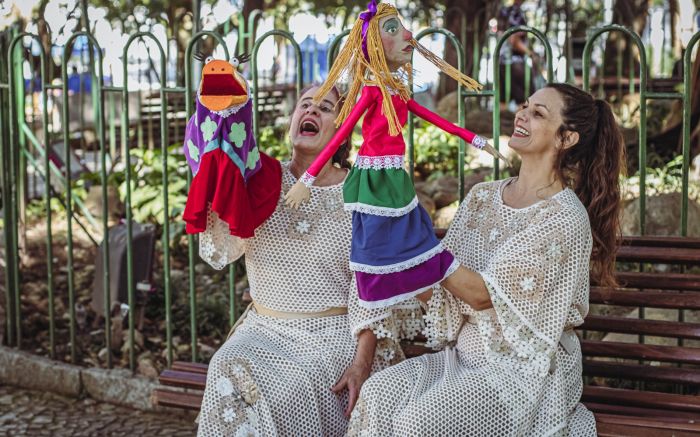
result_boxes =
[407,99,508,162]
[284,91,372,208]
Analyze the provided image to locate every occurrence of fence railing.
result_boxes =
[0,22,698,372]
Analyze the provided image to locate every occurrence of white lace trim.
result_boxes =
[471,134,487,149]
[357,258,460,309]
[350,243,446,274]
[299,171,316,187]
[344,196,418,217]
[355,155,404,170]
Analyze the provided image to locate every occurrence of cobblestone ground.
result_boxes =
[0,385,197,436]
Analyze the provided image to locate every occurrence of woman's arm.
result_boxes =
[441,266,493,311]
[331,329,377,417]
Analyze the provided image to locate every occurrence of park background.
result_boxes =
[0,0,699,434]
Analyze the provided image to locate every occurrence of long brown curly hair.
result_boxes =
[546,83,626,287]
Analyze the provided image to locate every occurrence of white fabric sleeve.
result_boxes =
[198,207,246,270]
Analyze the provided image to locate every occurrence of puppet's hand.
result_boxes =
[471,135,509,163]
[480,142,510,164]
[284,180,311,209]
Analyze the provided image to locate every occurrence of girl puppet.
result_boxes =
[285,0,507,309]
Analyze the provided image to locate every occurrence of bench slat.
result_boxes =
[581,340,700,365]
[580,315,700,340]
[172,361,209,375]
[583,360,700,385]
[613,272,700,291]
[595,413,700,436]
[152,389,203,410]
[586,402,700,420]
[582,386,700,414]
[159,369,206,390]
[589,288,700,310]
[615,246,700,264]
[401,342,432,359]
[620,236,700,249]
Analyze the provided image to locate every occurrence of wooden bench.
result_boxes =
[153,235,700,435]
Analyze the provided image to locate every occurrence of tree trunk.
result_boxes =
[603,0,650,78]
[243,0,266,39]
[645,51,700,163]
[437,0,495,100]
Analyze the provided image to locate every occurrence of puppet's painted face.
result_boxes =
[198,56,249,112]
[378,14,413,71]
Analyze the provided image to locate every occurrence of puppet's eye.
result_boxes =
[229,57,240,68]
[204,56,214,64]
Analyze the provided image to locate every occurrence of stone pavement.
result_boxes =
[0,385,197,436]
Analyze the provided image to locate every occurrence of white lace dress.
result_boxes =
[196,162,421,437]
[348,179,598,436]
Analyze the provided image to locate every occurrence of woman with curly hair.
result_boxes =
[348,83,625,436]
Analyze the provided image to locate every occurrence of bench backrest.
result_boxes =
[580,236,700,392]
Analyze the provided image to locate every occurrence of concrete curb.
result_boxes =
[0,346,171,413]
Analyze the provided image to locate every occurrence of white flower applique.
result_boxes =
[287,209,317,241]
[296,220,311,234]
[372,323,392,340]
[217,376,235,397]
[476,188,490,202]
[223,407,237,423]
[520,276,536,292]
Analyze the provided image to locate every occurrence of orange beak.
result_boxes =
[198,59,249,111]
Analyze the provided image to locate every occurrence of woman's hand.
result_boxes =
[331,359,372,417]
[284,180,311,208]
[332,329,377,417]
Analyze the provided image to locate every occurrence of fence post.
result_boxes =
[0,30,17,347]
[59,31,109,364]
[122,32,169,370]
[681,31,700,237]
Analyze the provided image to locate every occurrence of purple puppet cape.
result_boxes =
[183,96,261,180]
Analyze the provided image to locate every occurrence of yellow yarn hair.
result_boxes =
[314,3,482,136]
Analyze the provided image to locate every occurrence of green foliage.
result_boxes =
[25,176,90,220]
[258,125,291,160]
[624,155,700,201]
[412,121,463,177]
[117,144,189,225]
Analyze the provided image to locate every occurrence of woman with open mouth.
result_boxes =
[196,85,420,436]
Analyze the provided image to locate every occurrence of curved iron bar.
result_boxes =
[327,29,351,66]
[251,30,302,139]
[183,31,229,362]
[59,31,108,365]
[583,25,648,234]
[681,30,700,237]
[493,26,553,179]
[122,32,170,370]
[413,28,467,200]
[6,33,54,354]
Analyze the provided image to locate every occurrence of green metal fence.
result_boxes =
[0,22,698,372]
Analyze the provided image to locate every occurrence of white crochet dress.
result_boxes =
[196,163,421,437]
[347,179,597,437]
